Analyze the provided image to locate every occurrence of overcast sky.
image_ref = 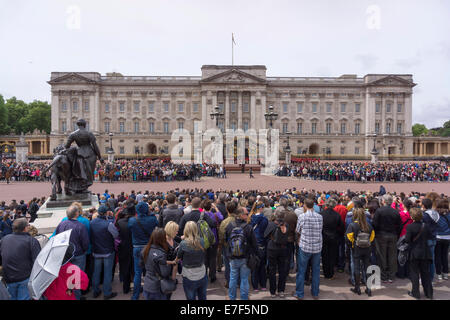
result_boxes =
[0,0,449,128]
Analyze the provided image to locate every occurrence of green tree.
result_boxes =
[20,100,51,134]
[412,123,428,136]
[0,94,9,134]
[5,97,28,134]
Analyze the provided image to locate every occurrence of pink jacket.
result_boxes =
[44,263,89,300]
[399,210,413,237]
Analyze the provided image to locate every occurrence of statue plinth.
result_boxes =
[370,149,379,164]
[32,192,99,235]
[46,191,94,208]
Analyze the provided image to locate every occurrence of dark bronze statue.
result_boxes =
[42,119,103,200]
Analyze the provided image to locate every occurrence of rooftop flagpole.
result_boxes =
[232,33,236,65]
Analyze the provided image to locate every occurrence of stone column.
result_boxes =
[250,91,256,131]
[225,91,230,130]
[393,93,398,134]
[89,91,96,133]
[238,91,242,129]
[404,93,412,135]
[94,88,101,134]
[419,142,423,156]
[436,142,441,155]
[201,91,207,131]
[211,91,217,128]
[380,93,386,134]
[68,93,73,131]
[51,91,60,134]
[260,91,267,130]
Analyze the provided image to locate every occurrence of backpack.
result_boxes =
[355,224,371,248]
[229,222,247,258]
[197,212,216,250]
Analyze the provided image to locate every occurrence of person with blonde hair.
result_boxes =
[346,208,375,296]
[165,221,180,290]
[175,221,207,300]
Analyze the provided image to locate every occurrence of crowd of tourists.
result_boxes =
[0,160,227,183]
[276,161,450,182]
[0,187,448,300]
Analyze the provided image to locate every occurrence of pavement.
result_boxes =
[86,263,450,300]
[1,174,449,203]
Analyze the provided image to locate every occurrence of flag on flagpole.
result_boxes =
[232,33,236,45]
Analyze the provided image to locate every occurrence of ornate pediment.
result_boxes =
[48,73,98,85]
[200,69,266,84]
[367,75,416,87]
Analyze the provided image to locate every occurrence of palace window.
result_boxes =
[119,146,124,154]
[355,103,360,113]
[73,101,78,112]
[397,122,402,134]
[84,101,89,112]
[326,123,332,134]
[231,102,236,113]
[340,147,345,154]
[386,122,391,134]
[312,103,317,113]
[311,123,317,134]
[340,103,346,113]
[119,102,125,112]
[283,102,288,113]
[61,101,67,112]
[326,103,332,113]
[193,103,199,113]
[375,103,380,113]
[105,102,110,113]
[178,121,184,130]
[297,123,302,134]
[375,122,380,133]
[341,123,346,134]
[119,122,125,133]
[243,121,249,131]
[397,103,402,113]
[148,102,154,113]
[149,122,154,133]
[164,122,169,133]
[355,123,360,134]
[104,122,110,133]
[297,102,303,113]
[178,102,184,112]
[355,147,360,155]
[62,121,67,132]
[134,102,140,112]
[282,123,288,133]
[386,103,391,113]
[164,102,169,112]
[134,122,139,133]
[243,102,249,112]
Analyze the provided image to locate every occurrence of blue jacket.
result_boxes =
[51,216,91,254]
[90,216,118,255]
[423,209,440,240]
[55,219,89,256]
[250,214,268,247]
[0,219,13,239]
[128,214,158,246]
[436,213,450,237]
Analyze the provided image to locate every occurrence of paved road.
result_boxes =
[1,174,449,203]
[87,263,450,300]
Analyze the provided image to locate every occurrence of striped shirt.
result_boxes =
[296,209,323,253]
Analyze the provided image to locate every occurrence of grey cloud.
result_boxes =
[413,99,450,128]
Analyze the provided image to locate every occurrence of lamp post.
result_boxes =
[264,105,278,128]
[370,133,379,163]
[284,131,292,165]
[210,106,224,128]
[107,132,115,163]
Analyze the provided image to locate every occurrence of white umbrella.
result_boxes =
[28,229,72,300]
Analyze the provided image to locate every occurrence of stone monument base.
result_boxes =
[31,192,99,235]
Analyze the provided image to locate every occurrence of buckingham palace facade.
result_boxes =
[48,65,416,160]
